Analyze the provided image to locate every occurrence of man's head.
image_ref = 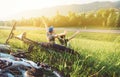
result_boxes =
[48,26,54,33]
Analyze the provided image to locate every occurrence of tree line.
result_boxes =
[1,8,120,28]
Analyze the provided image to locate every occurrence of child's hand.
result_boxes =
[64,31,67,35]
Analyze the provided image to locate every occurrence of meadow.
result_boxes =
[0,29,120,77]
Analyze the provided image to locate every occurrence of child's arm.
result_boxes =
[41,17,48,33]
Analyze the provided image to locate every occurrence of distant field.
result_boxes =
[0,29,120,77]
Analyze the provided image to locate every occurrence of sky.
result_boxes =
[0,0,119,20]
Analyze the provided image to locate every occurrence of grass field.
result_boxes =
[0,29,120,77]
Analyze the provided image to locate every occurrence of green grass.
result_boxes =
[0,29,120,77]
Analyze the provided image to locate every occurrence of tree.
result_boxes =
[106,12,118,27]
[116,12,120,27]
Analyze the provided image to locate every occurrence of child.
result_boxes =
[47,26,66,44]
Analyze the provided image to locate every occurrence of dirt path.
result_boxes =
[79,29,120,34]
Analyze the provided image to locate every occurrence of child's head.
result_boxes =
[48,26,54,33]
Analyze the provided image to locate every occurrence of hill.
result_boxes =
[10,1,120,19]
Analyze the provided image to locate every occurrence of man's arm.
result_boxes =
[57,31,66,37]
[54,32,66,38]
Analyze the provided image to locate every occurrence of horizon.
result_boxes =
[0,0,119,20]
